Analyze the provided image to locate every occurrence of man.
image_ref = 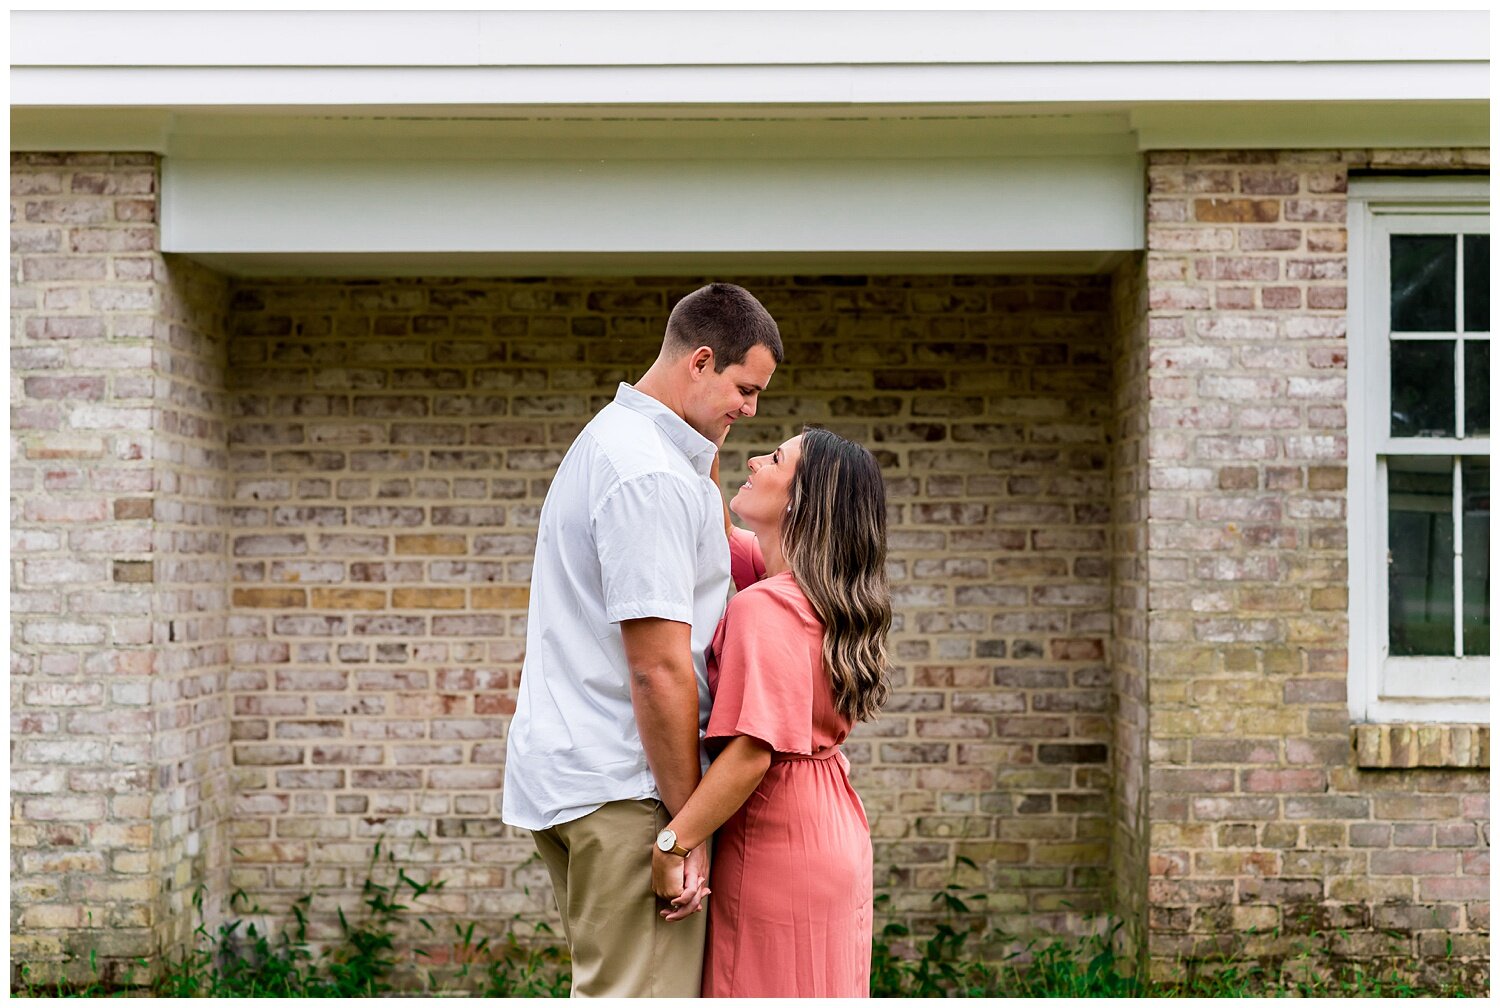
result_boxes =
[501,283,782,997]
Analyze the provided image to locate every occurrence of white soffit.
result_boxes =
[160,154,1145,274]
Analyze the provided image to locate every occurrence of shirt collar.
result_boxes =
[613,382,717,476]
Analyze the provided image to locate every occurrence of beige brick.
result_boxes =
[394,533,468,555]
[232,587,308,608]
[309,588,388,610]
[393,588,466,609]
[472,586,531,609]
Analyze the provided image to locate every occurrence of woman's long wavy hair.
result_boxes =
[782,427,892,723]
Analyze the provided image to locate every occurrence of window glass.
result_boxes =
[1465,340,1489,437]
[1391,234,1457,331]
[1390,340,1455,437]
[1388,456,1454,657]
[1464,234,1489,334]
[1462,457,1490,657]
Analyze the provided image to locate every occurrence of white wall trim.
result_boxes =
[12,63,1488,111]
[160,153,1145,261]
[11,12,1485,155]
[11,11,1487,69]
[1347,176,1491,725]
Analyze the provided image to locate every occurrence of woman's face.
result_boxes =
[729,434,803,526]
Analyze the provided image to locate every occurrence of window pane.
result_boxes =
[1464,234,1489,334]
[1391,234,1457,331]
[1465,340,1489,437]
[1463,458,1490,657]
[1388,456,1455,657]
[1390,339,1456,437]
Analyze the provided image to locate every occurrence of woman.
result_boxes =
[649,426,893,997]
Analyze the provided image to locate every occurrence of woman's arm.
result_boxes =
[650,734,773,905]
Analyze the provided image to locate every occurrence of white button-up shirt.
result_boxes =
[501,383,731,831]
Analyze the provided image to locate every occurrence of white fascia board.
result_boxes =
[180,250,1131,280]
[13,108,1140,161]
[11,62,1488,110]
[1131,101,1490,151]
[11,11,1487,67]
[12,102,1486,160]
[160,154,1144,257]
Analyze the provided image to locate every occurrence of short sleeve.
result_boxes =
[728,526,766,591]
[705,585,816,755]
[593,472,703,624]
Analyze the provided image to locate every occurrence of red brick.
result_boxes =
[1194,199,1280,223]
[1241,769,1327,793]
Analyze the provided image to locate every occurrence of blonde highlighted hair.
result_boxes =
[782,427,892,722]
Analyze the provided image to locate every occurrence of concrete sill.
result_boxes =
[1352,723,1489,769]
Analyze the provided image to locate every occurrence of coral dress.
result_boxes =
[700,529,873,998]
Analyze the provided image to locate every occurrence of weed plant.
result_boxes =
[14,840,571,998]
[868,869,1477,998]
[12,851,1481,998]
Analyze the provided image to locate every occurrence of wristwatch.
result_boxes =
[655,827,690,858]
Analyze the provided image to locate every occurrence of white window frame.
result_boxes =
[1348,176,1489,724]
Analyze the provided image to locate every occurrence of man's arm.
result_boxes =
[619,617,701,818]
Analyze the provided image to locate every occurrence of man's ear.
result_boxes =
[688,346,714,378]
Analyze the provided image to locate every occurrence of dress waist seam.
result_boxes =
[770,746,841,764]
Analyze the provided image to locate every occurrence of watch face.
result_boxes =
[656,829,677,853]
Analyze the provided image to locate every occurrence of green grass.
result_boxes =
[12,852,1483,998]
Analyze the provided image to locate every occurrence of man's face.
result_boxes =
[683,344,778,446]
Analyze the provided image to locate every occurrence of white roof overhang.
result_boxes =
[11,10,1488,277]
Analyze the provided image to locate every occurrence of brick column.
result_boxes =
[1137,148,1489,986]
[1108,251,1151,956]
[10,153,231,985]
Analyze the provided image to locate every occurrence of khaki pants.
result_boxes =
[532,799,708,998]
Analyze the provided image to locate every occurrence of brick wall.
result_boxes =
[10,153,231,983]
[150,256,232,956]
[12,146,1491,989]
[1141,148,1489,987]
[1108,251,1151,954]
[221,275,1116,945]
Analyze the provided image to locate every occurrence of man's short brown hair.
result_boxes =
[663,283,783,370]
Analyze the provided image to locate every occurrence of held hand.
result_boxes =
[651,846,685,901]
[661,844,711,922]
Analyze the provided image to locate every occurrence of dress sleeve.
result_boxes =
[705,585,816,755]
[728,526,766,591]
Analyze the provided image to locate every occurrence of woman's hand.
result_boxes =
[662,845,710,921]
[651,846,685,901]
[710,452,733,540]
